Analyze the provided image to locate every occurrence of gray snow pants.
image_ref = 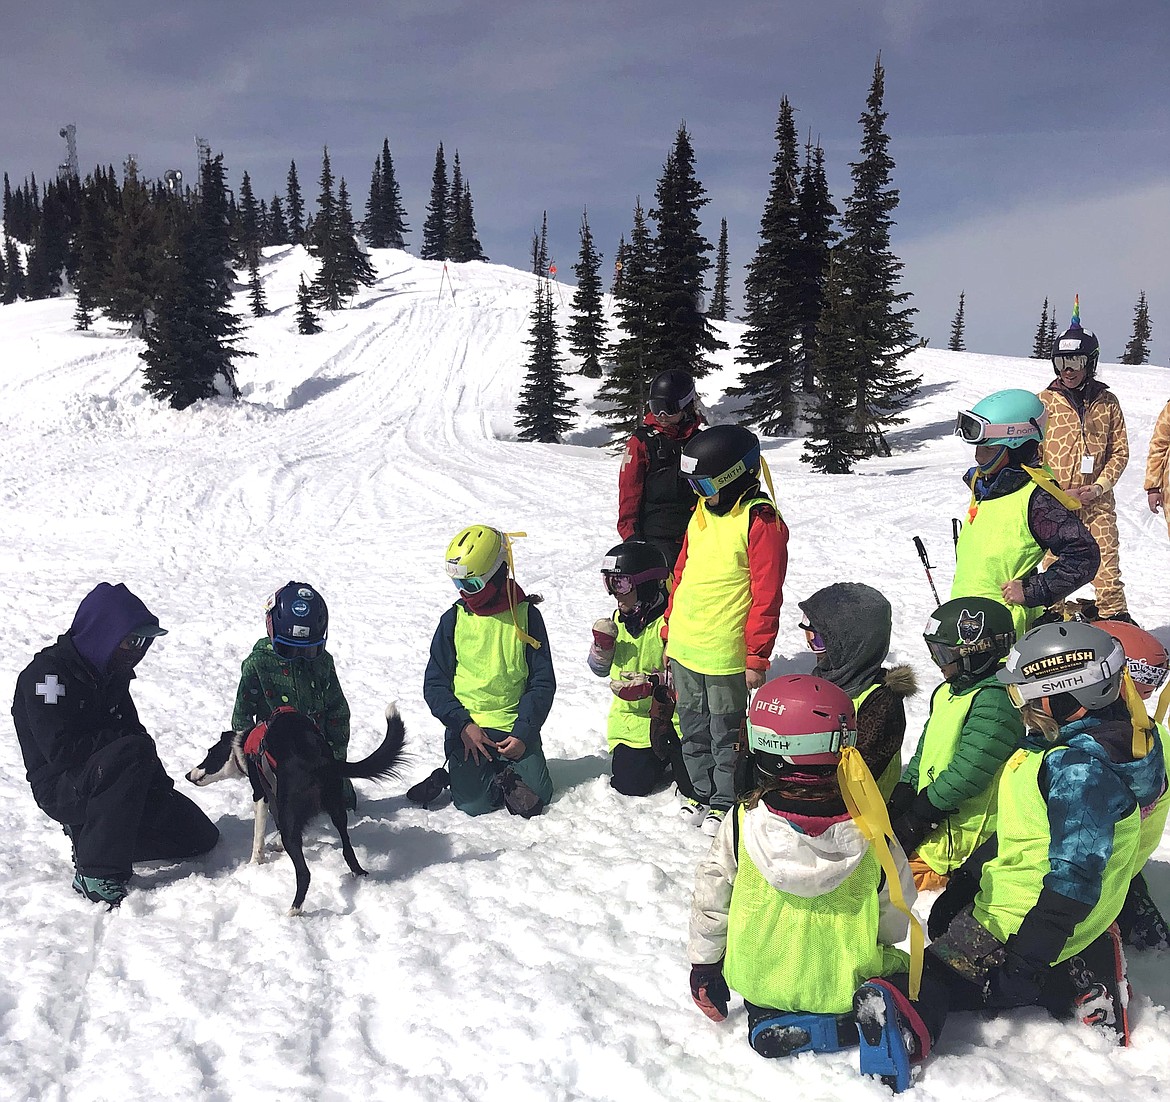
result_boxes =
[670,660,747,812]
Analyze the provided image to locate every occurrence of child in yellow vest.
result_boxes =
[887,597,1023,891]
[412,525,554,818]
[587,541,685,797]
[688,674,917,1081]
[666,425,788,837]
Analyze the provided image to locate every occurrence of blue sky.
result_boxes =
[3,1,1168,362]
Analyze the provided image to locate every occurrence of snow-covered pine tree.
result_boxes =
[268,194,290,245]
[796,139,838,391]
[599,199,656,439]
[517,221,574,443]
[567,208,606,379]
[835,55,919,458]
[286,161,305,246]
[313,178,375,310]
[708,218,729,321]
[247,250,266,317]
[802,250,864,473]
[1121,291,1152,365]
[421,144,449,261]
[949,290,966,352]
[307,148,336,256]
[1031,297,1050,358]
[646,123,725,378]
[365,153,387,248]
[732,97,804,434]
[235,171,262,267]
[296,274,322,334]
[1,236,24,303]
[140,153,246,409]
[379,138,409,249]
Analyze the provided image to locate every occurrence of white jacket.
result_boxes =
[688,799,917,965]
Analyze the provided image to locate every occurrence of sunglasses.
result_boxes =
[799,622,826,654]
[603,568,667,596]
[1055,355,1090,375]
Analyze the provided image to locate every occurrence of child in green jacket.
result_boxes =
[231,581,353,803]
[887,596,1023,891]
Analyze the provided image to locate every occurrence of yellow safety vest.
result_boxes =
[452,602,531,733]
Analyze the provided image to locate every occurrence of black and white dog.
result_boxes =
[187,704,406,914]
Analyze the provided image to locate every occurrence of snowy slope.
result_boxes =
[1,248,1168,1102]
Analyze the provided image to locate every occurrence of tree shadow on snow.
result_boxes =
[285,374,359,409]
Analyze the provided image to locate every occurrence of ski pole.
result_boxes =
[951,518,962,558]
[913,536,941,605]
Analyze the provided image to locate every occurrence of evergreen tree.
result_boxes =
[835,55,919,458]
[796,139,839,391]
[73,282,94,330]
[446,152,465,256]
[101,173,163,334]
[1121,291,1152,365]
[268,194,290,245]
[296,275,322,334]
[247,250,266,317]
[452,181,486,262]
[1047,314,1057,358]
[530,229,541,275]
[313,177,376,310]
[1031,297,1051,358]
[567,208,607,379]
[646,123,725,378]
[516,261,574,442]
[802,250,864,473]
[949,290,966,352]
[286,160,305,245]
[365,153,386,247]
[732,97,804,434]
[421,143,449,260]
[308,148,336,255]
[532,212,549,275]
[0,242,6,297]
[140,153,247,409]
[23,236,54,300]
[1,174,12,237]
[379,137,409,248]
[2,236,25,303]
[599,199,657,438]
[708,218,729,321]
[611,237,627,297]
[236,170,262,265]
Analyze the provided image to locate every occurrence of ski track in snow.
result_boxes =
[0,247,1168,1101]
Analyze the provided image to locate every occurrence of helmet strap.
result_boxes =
[837,746,924,1000]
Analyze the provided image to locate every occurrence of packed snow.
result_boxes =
[1,247,1168,1101]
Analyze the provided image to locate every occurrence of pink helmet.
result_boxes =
[747,675,857,777]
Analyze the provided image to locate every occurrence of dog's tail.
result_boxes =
[339,702,408,782]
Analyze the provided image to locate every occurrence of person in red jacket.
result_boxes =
[617,368,705,569]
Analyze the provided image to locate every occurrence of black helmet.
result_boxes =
[266,581,328,660]
[1052,325,1100,379]
[680,424,760,498]
[924,598,1016,686]
[600,540,670,605]
[648,368,697,417]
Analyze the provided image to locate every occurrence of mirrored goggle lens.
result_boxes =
[1055,354,1090,375]
[798,623,826,653]
[605,574,636,595]
[926,639,959,667]
[955,411,990,443]
[453,576,486,594]
[687,475,720,497]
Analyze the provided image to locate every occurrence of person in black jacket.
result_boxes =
[12,582,219,907]
[616,368,704,568]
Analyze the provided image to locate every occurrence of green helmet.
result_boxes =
[956,389,1047,448]
[924,597,1016,682]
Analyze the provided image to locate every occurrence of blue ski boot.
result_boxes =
[854,982,912,1093]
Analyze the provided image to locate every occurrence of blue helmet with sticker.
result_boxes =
[266,581,328,660]
[956,389,1047,449]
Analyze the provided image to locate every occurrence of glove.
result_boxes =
[649,682,677,761]
[689,962,729,1022]
[886,781,916,820]
[982,945,1042,1011]
[927,869,979,939]
[591,617,618,653]
[609,671,661,701]
[891,791,945,856]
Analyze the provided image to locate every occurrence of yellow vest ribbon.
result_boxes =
[837,745,924,1000]
[1022,465,1082,511]
[503,531,539,648]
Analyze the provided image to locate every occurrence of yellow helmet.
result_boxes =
[445,524,508,592]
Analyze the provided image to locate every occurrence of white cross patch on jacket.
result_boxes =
[36,675,66,705]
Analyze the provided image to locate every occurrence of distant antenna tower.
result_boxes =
[57,123,79,179]
[163,169,183,194]
[123,154,139,183]
[194,135,211,169]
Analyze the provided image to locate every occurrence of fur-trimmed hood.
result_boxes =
[883,664,918,699]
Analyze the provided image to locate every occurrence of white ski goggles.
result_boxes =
[955,409,1046,445]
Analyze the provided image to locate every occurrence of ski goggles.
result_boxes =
[452,575,487,594]
[120,633,152,650]
[954,409,1046,445]
[649,387,697,417]
[1054,354,1091,375]
[682,462,749,499]
[1126,657,1169,691]
[798,622,826,654]
[603,568,668,596]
